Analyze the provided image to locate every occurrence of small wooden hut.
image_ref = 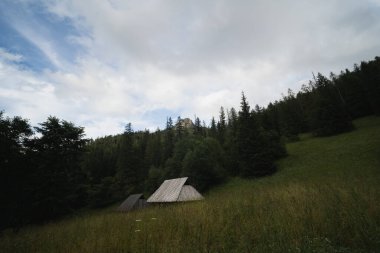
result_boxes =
[147,177,204,203]
[117,193,149,212]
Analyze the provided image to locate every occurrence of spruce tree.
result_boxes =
[310,73,353,136]
[163,117,174,161]
[210,117,217,138]
[217,107,226,144]
[236,93,276,177]
[194,116,202,136]
[116,123,138,197]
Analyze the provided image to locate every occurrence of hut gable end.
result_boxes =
[177,185,204,201]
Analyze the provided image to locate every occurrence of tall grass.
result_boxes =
[1,116,379,252]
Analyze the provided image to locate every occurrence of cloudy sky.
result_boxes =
[1,0,380,138]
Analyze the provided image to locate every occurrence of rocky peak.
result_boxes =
[176,118,194,129]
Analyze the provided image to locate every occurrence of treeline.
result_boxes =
[259,57,380,139]
[82,94,287,209]
[0,96,285,230]
[1,56,379,230]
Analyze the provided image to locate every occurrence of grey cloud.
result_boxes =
[46,0,380,76]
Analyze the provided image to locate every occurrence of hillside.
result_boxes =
[1,116,379,253]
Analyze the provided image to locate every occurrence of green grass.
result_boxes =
[1,116,380,252]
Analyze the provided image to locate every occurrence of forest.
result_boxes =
[1,56,379,230]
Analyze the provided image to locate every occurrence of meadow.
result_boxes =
[1,116,379,253]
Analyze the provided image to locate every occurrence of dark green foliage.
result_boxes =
[334,70,371,118]
[358,58,380,115]
[182,138,226,192]
[115,123,139,197]
[144,131,162,168]
[86,176,118,208]
[262,130,287,160]
[145,166,164,194]
[223,107,240,176]
[257,58,380,139]
[82,137,119,207]
[193,116,203,136]
[161,138,197,179]
[217,107,226,144]
[209,117,217,138]
[310,74,353,136]
[28,117,88,221]
[278,89,307,140]
[227,107,238,133]
[0,112,33,229]
[163,117,175,161]
[1,115,88,229]
[236,93,278,177]
[260,102,280,133]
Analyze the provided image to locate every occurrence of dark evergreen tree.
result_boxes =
[28,117,88,221]
[261,102,281,134]
[82,136,118,207]
[217,107,226,144]
[182,138,226,192]
[236,93,277,177]
[194,116,202,136]
[0,112,33,229]
[227,107,238,130]
[359,58,380,115]
[162,137,197,179]
[277,89,307,140]
[145,131,162,168]
[145,165,163,194]
[163,117,175,161]
[210,117,217,138]
[310,73,353,136]
[116,123,139,197]
[334,69,371,118]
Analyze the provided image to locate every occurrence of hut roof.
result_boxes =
[117,193,145,212]
[147,177,204,203]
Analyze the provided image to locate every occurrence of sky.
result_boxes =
[1,0,380,138]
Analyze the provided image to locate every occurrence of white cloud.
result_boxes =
[0,48,23,62]
[10,22,64,68]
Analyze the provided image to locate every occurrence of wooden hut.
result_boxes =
[117,193,149,212]
[147,177,204,203]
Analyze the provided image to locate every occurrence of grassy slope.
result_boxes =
[1,116,379,253]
